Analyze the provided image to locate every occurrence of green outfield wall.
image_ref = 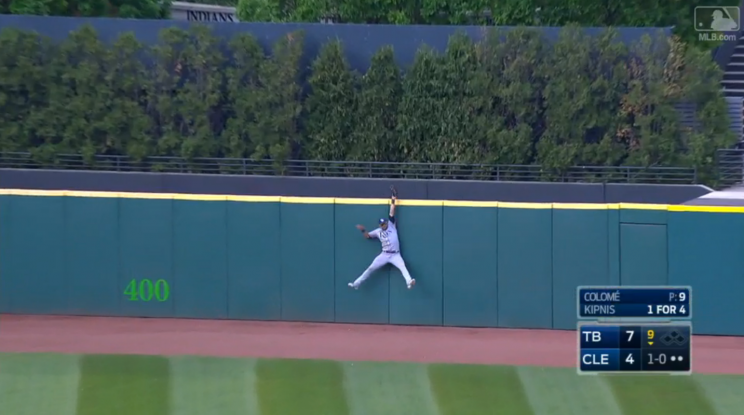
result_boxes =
[0,189,741,335]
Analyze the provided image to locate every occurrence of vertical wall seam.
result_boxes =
[224,200,229,318]
[332,200,336,322]
[617,211,620,286]
[440,203,444,326]
[606,208,611,286]
[0,197,3,312]
[605,208,609,288]
[391,203,397,325]
[2,196,9,311]
[550,206,555,329]
[170,198,176,316]
[616,211,621,286]
[665,212,670,285]
[494,205,499,328]
[279,199,283,320]
[496,207,501,327]
[62,196,69,315]
[117,197,122,316]
[603,193,610,276]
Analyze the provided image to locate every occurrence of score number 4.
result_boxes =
[124,279,170,302]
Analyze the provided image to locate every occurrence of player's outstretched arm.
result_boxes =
[389,196,396,222]
[356,224,371,239]
[389,185,397,223]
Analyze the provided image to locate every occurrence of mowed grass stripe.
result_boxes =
[517,366,624,415]
[428,364,534,415]
[170,356,259,415]
[256,358,349,415]
[76,354,170,415]
[343,361,440,415]
[695,374,744,415]
[0,353,81,415]
[606,375,719,415]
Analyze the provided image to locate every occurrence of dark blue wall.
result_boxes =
[0,168,711,204]
[0,15,672,72]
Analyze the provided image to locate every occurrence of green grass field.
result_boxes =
[0,352,742,415]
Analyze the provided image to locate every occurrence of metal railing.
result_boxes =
[717,148,744,187]
[0,152,700,184]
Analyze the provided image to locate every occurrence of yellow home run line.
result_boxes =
[0,188,740,213]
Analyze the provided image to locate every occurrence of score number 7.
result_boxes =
[625,330,636,365]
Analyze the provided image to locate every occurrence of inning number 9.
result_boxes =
[648,330,655,340]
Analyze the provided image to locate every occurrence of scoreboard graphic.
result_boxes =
[577,286,691,319]
[577,286,692,375]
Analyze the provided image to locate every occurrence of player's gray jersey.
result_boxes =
[369,221,400,252]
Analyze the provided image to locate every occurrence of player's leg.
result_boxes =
[389,253,415,289]
[349,254,389,289]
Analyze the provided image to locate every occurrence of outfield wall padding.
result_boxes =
[0,190,741,336]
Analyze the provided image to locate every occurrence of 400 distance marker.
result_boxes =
[123,278,170,302]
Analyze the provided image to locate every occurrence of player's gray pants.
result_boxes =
[353,252,413,287]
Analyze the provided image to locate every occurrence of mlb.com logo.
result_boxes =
[695,6,740,42]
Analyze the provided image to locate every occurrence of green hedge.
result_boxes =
[0,0,170,18]
[235,0,739,49]
[0,24,735,182]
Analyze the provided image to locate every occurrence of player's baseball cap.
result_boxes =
[379,218,388,224]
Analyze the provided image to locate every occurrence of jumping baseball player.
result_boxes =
[349,186,416,290]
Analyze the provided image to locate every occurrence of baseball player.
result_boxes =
[348,187,416,290]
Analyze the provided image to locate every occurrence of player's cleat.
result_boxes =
[407,279,416,289]
[348,282,358,290]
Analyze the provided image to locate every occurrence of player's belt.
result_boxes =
[384,250,399,254]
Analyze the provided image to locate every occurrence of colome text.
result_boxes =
[583,291,621,302]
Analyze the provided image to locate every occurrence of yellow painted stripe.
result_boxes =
[2,188,744,213]
[335,198,390,205]
[227,195,281,202]
[280,196,335,204]
[63,191,122,198]
[619,203,668,210]
[0,189,68,196]
[117,192,175,200]
[552,203,607,210]
[443,200,500,207]
[668,205,744,213]
[499,202,553,209]
[397,199,443,206]
[33,190,67,196]
[173,194,227,201]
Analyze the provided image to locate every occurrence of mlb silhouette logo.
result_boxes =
[695,6,740,32]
